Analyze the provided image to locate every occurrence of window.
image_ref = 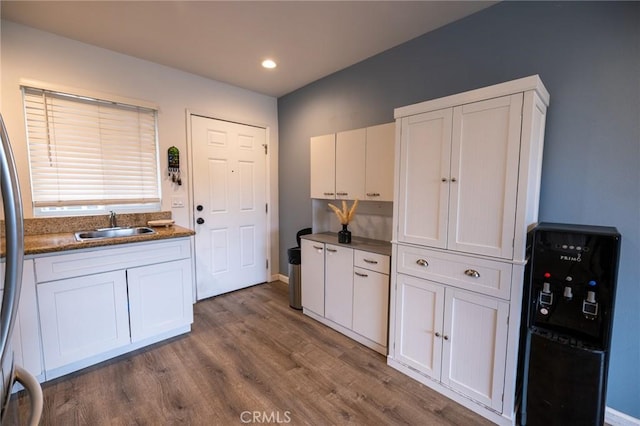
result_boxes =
[22,84,161,216]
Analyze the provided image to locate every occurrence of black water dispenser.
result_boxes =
[519,223,620,426]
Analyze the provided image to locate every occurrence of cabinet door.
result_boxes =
[128,259,194,342]
[310,134,336,199]
[353,267,389,346]
[335,128,366,200]
[397,109,452,248]
[324,244,354,328]
[14,260,43,378]
[38,270,130,371]
[301,240,325,316]
[441,287,509,411]
[365,123,395,201]
[1,260,44,380]
[394,274,444,380]
[448,94,523,259]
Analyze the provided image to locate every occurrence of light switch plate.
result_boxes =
[171,197,185,208]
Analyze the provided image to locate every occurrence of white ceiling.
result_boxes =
[1,1,496,97]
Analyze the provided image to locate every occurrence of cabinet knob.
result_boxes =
[435,332,441,337]
[196,218,205,225]
[443,335,449,341]
[464,269,480,278]
[416,259,429,267]
[451,177,457,183]
[441,178,448,183]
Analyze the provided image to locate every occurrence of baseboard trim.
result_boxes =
[606,407,640,426]
[277,273,289,284]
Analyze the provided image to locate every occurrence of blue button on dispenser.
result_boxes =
[588,280,597,287]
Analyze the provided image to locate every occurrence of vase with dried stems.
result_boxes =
[328,199,358,244]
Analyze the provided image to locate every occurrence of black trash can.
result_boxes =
[288,247,302,309]
[288,227,312,310]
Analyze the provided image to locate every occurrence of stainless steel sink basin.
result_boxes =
[75,227,156,241]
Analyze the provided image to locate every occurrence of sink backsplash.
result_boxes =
[21,211,172,235]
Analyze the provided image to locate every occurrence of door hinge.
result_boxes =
[265,203,268,213]
[266,259,269,269]
[262,143,268,155]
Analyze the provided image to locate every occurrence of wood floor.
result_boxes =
[17,281,493,425]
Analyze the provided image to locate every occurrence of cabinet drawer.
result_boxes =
[396,245,511,299]
[35,238,191,283]
[354,250,390,274]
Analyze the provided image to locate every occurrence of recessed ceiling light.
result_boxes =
[262,59,277,69]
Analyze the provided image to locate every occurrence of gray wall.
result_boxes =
[278,1,640,417]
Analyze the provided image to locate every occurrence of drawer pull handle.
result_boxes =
[326,248,338,253]
[416,259,429,267]
[323,192,335,196]
[313,245,324,250]
[355,272,368,278]
[465,269,480,278]
[366,192,380,197]
[336,192,348,196]
[363,259,378,264]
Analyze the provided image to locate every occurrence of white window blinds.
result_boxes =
[22,86,161,209]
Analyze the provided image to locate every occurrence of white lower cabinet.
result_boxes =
[128,259,193,342]
[301,237,390,354]
[394,273,509,411]
[1,259,44,381]
[38,270,130,370]
[353,267,389,347]
[324,244,354,329]
[300,239,325,316]
[35,238,194,379]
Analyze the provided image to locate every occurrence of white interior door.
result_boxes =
[191,115,267,299]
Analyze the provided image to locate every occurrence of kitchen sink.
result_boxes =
[75,226,156,241]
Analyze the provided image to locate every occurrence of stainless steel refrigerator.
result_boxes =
[0,114,42,425]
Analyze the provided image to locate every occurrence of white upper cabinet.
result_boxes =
[365,122,395,201]
[397,108,452,249]
[397,94,523,259]
[448,94,523,259]
[310,134,336,199]
[310,123,395,201]
[335,128,366,200]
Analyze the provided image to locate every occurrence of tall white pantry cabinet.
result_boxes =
[387,76,549,425]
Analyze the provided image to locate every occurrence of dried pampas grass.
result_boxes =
[328,199,359,225]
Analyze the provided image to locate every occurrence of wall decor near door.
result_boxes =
[387,75,549,426]
[190,115,268,300]
[168,146,182,185]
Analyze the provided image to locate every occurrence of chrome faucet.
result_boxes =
[109,211,117,228]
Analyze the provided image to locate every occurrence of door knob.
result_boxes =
[196,218,205,225]
[196,205,204,211]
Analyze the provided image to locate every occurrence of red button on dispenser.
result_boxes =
[544,272,551,279]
